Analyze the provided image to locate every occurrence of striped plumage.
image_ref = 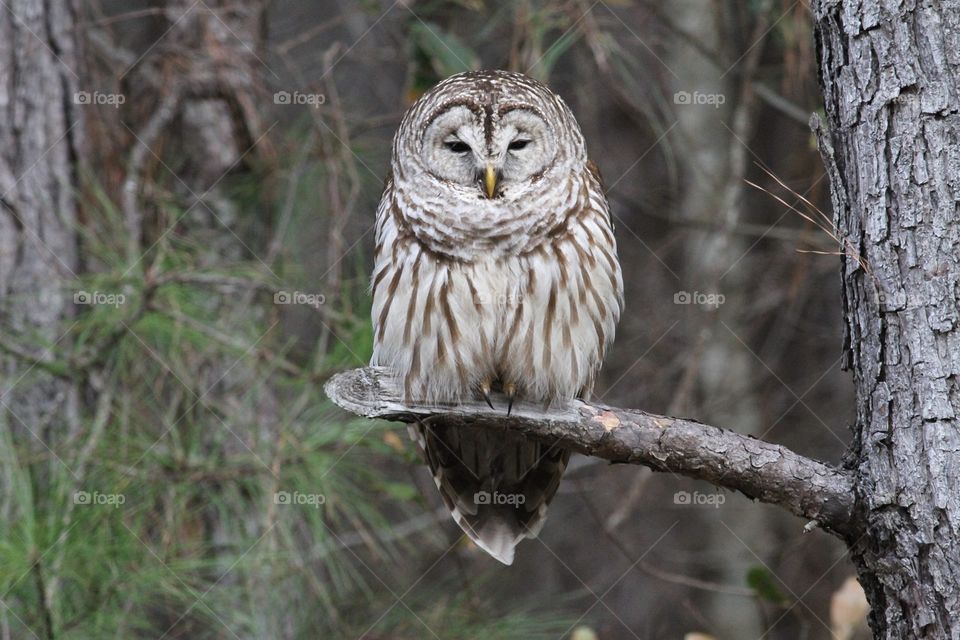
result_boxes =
[371,70,623,564]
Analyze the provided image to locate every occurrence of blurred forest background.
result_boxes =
[0,0,871,638]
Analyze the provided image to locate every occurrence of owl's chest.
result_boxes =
[458,257,530,312]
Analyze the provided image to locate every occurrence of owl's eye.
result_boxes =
[508,139,531,151]
[444,139,471,153]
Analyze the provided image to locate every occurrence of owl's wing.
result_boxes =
[575,158,624,399]
[586,158,606,190]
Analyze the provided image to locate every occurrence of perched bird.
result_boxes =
[371,70,623,564]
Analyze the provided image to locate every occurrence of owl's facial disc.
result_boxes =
[421,105,556,199]
[489,109,556,196]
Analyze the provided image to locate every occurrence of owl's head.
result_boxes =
[393,70,587,203]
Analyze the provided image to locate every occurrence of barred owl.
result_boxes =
[371,70,623,564]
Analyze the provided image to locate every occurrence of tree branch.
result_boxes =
[324,366,860,540]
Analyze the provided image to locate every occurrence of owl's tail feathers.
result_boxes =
[408,420,570,565]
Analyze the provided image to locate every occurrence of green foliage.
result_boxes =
[409,19,481,96]
[353,574,578,639]
[411,21,480,77]
[746,565,789,605]
[515,2,582,81]
[0,126,572,637]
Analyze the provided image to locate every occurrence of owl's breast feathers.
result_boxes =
[371,162,623,405]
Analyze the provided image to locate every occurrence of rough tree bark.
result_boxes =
[0,1,82,434]
[0,1,83,636]
[814,1,960,637]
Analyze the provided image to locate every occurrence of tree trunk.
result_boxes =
[0,0,82,431]
[0,1,83,636]
[814,1,960,637]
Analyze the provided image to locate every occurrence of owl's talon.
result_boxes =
[504,382,516,416]
[480,380,495,410]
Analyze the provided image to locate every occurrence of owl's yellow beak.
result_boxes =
[484,164,497,198]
